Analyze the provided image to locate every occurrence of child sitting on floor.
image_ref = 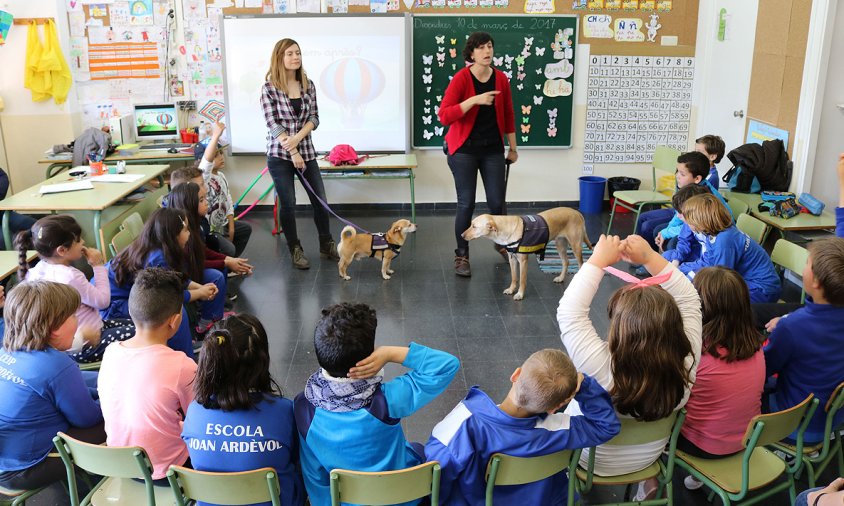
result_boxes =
[426,348,619,505]
[675,193,781,303]
[0,281,105,492]
[294,302,459,506]
[98,267,198,482]
[16,215,135,363]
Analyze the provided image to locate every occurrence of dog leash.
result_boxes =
[294,165,372,235]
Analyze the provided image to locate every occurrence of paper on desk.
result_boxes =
[90,174,144,183]
[39,180,94,194]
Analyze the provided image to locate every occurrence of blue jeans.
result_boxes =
[267,156,332,248]
[795,487,822,506]
[199,268,226,322]
[636,208,674,250]
[447,151,506,253]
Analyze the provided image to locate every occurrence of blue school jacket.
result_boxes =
[661,180,729,240]
[102,249,191,321]
[293,343,459,506]
[424,375,619,506]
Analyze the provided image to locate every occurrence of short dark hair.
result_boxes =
[462,32,494,63]
[195,313,282,411]
[696,135,726,164]
[128,267,185,327]
[313,303,377,377]
[671,183,710,214]
[807,238,844,305]
[170,167,203,188]
[677,151,711,181]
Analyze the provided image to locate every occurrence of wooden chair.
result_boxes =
[120,212,144,239]
[736,214,768,245]
[575,410,686,506]
[726,197,750,217]
[0,485,47,506]
[771,382,844,487]
[166,466,281,506]
[109,228,135,257]
[52,432,174,506]
[486,448,579,505]
[607,146,678,235]
[329,461,440,506]
[675,396,818,506]
[770,239,810,303]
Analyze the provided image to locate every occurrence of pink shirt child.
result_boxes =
[98,342,197,479]
[681,346,765,455]
[26,262,109,346]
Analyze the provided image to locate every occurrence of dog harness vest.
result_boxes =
[504,215,550,260]
[370,233,401,257]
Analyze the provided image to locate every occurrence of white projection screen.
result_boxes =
[221,14,410,155]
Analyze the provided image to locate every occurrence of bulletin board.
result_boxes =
[412,15,577,148]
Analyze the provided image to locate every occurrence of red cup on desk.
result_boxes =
[89,161,105,176]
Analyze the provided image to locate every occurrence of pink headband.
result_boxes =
[603,265,672,288]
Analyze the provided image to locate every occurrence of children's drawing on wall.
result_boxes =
[605,0,621,10]
[109,2,131,24]
[524,0,554,15]
[89,4,108,17]
[67,0,83,12]
[645,13,661,42]
[638,0,654,10]
[129,0,154,24]
[622,0,638,10]
[587,0,603,9]
[572,0,586,8]
[583,14,613,38]
[614,18,644,42]
[182,0,206,19]
[656,0,671,11]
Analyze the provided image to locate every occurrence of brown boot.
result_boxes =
[320,238,340,260]
[290,243,310,270]
[454,249,471,277]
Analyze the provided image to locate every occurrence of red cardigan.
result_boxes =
[438,66,515,155]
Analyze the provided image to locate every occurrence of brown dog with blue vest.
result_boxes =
[338,219,417,281]
[462,207,592,300]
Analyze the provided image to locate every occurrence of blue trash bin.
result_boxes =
[579,176,607,214]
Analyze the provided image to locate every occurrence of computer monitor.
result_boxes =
[133,103,179,142]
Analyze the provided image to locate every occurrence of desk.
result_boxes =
[317,154,417,222]
[724,191,837,242]
[0,165,169,254]
[0,251,38,280]
[39,150,194,179]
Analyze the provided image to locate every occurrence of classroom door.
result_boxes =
[696,0,759,174]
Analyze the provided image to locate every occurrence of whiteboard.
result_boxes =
[221,15,410,155]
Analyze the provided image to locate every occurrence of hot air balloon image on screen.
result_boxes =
[320,57,386,127]
[134,103,180,138]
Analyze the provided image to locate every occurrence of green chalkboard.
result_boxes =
[412,15,577,149]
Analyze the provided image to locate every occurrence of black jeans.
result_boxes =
[267,156,332,248]
[207,220,253,257]
[0,422,106,491]
[448,151,506,253]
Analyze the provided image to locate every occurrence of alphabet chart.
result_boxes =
[583,54,694,164]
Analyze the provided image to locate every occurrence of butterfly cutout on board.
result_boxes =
[547,127,557,137]
[520,124,531,133]
[438,62,444,67]
[437,53,445,61]
[503,71,512,79]
[450,38,457,44]
[435,35,445,44]
[422,54,433,65]
[535,68,542,74]
[493,56,504,66]
[434,126,444,135]
[423,74,433,84]
[438,46,444,52]
[533,96,544,105]
[434,105,440,114]
[424,67,431,74]
[452,64,457,70]
[426,86,432,92]
[504,54,514,65]
[524,36,534,45]
[521,135,529,142]
[517,72,526,81]
[425,99,430,105]
[535,84,541,90]
[521,48,530,58]
[547,108,558,119]
[423,115,432,124]
[535,47,546,56]
[436,95,443,101]
[516,83,524,90]
[522,117,529,124]
[449,48,456,58]
[521,105,532,114]
[423,130,433,140]
[515,55,525,65]
[424,107,430,113]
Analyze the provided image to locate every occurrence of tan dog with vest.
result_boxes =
[338,219,417,281]
[462,207,592,300]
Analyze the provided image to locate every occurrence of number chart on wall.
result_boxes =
[583,54,694,165]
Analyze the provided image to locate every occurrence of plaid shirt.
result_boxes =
[261,80,320,161]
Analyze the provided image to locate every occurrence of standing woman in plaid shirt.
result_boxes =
[262,38,339,270]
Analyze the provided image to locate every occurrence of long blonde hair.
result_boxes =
[266,38,309,94]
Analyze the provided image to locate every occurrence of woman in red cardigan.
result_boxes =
[439,32,518,277]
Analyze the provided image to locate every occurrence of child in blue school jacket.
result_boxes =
[425,349,619,506]
[294,303,460,506]
[676,193,780,303]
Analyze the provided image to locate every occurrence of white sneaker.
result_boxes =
[684,475,704,490]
